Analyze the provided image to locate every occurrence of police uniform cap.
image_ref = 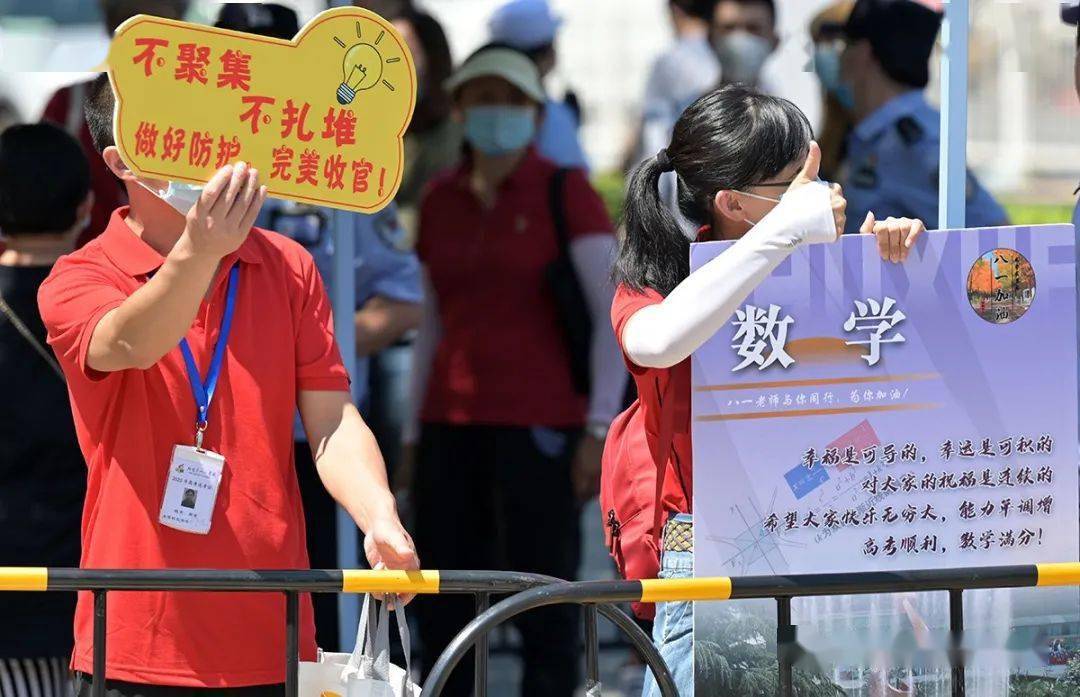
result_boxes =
[844,0,943,89]
[1064,0,1079,26]
[215,3,299,41]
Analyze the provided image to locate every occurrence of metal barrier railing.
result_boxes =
[420,562,1080,697]
[0,568,677,697]
[3,563,1078,697]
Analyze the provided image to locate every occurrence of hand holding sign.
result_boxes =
[181,163,267,260]
[860,212,927,264]
[107,7,415,214]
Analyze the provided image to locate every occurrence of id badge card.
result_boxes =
[159,445,225,535]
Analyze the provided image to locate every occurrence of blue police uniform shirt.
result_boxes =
[537,98,589,170]
[842,90,1008,233]
[256,199,422,441]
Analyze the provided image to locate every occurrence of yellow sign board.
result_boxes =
[107,7,415,214]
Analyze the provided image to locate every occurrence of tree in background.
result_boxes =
[967,255,999,301]
[1009,657,1080,697]
[695,604,844,696]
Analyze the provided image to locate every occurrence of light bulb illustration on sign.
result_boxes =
[334,22,400,105]
[106,6,416,214]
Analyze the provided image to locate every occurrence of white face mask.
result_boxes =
[138,179,204,217]
[713,30,773,85]
[734,190,782,204]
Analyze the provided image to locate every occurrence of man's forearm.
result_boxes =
[312,403,397,533]
[87,163,267,373]
[354,297,422,357]
[88,238,221,372]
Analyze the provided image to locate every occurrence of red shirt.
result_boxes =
[416,149,613,427]
[42,81,128,248]
[611,285,692,521]
[38,209,349,687]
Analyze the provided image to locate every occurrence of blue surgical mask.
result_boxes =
[137,179,203,216]
[814,46,855,110]
[463,105,537,156]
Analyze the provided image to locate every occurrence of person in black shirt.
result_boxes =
[0,122,92,697]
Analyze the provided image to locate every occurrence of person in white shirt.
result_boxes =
[627,0,721,169]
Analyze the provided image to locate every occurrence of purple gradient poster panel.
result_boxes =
[691,225,1077,583]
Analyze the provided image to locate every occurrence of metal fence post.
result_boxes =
[584,604,600,691]
[5,564,1077,697]
[776,596,794,697]
[93,590,107,697]
[286,591,300,697]
[422,582,678,697]
[330,208,360,652]
[949,589,965,697]
[474,592,489,697]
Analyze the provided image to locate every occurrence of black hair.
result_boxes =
[0,98,19,135]
[85,73,116,154]
[672,0,716,22]
[98,0,189,35]
[395,9,454,133]
[214,3,299,40]
[615,85,811,296]
[710,0,776,23]
[352,0,413,19]
[0,123,90,236]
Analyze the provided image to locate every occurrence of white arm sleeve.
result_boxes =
[569,234,628,426]
[622,181,836,369]
[402,266,440,445]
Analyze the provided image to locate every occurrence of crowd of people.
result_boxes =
[1,0,1069,696]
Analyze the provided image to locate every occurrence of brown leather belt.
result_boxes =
[662,517,693,553]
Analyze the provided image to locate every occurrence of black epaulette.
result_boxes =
[896,116,924,146]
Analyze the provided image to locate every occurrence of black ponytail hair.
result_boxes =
[615,84,813,296]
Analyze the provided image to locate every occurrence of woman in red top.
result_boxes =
[602,85,926,696]
[407,47,626,697]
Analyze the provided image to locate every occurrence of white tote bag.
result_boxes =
[299,595,421,697]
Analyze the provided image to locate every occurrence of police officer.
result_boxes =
[1063,0,1080,232]
[838,0,1008,232]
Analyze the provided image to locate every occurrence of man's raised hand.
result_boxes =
[182,162,267,260]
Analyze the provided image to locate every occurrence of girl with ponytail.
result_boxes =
[601,84,926,696]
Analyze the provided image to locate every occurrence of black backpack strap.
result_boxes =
[548,167,570,255]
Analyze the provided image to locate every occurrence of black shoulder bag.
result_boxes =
[545,168,593,395]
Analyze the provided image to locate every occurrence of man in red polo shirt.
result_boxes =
[38,75,418,696]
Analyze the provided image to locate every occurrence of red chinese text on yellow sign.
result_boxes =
[107,7,415,214]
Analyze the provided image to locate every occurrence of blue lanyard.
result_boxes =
[180,265,239,448]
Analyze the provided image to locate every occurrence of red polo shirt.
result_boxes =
[602,284,693,621]
[416,149,613,427]
[611,285,693,521]
[38,209,349,687]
